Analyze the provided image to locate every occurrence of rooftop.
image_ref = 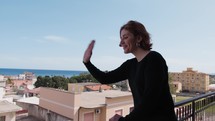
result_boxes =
[17,96,39,105]
[80,90,132,108]
[0,100,22,113]
[85,84,112,91]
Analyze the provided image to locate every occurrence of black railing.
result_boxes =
[174,92,215,121]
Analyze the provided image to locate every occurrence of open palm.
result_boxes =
[83,40,95,63]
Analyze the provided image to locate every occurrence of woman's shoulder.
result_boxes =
[121,58,137,66]
[149,50,162,56]
[146,51,166,63]
[125,58,137,63]
[148,51,164,59]
[119,58,136,69]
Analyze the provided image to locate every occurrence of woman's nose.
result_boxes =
[119,42,122,47]
[119,40,123,47]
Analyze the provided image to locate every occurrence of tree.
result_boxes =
[34,76,49,88]
[52,76,69,90]
[34,72,97,90]
[69,72,98,83]
[168,73,176,94]
[6,78,13,85]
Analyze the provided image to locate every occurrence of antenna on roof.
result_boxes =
[99,85,102,92]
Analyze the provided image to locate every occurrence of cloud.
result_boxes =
[36,35,70,43]
[44,35,69,43]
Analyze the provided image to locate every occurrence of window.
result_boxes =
[0,116,6,121]
[84,112,94,121]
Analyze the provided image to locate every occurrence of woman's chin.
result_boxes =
[123,50,130,54]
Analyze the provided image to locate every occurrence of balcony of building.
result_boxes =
[174,91,215,121]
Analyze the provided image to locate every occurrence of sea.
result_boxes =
[0,68,87,78]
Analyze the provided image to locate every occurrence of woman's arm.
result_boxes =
[84,61,129,84]
[83,40,129,84]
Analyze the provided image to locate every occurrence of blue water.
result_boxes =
[0,68,87,77]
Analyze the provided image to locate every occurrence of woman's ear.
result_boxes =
[137,36,142,43]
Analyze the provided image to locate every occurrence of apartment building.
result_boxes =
[0,87,22,121]
[170,81,182,93]
[39,87,133,121]
[169,68,209,93]
[0,100,22,121]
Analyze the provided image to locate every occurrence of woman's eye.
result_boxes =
[124,36,128,39]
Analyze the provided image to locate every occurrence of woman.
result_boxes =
[83,20,177,121]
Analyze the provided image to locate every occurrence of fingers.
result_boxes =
[83,40,96,63]
[86,40,95,55]
[88,40,95,51]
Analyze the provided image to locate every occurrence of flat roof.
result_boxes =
[4,94,23,100]
[17,97,39,105]
[0,100,22,113]
[80,90,132,108]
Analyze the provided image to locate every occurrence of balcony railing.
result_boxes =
[174,92,215,121]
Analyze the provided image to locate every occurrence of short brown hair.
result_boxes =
[120,20,152,50]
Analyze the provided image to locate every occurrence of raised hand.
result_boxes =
[83,40,95,63]
[109,114,122,121]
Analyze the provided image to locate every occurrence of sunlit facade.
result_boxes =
[170,68,209,93]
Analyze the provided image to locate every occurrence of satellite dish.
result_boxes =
[112,85,116,89]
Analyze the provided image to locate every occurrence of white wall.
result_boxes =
[0,87,5,99]
[0,112,16,121]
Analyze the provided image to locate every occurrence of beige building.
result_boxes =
[68,83,112,92]
[209,84,215,91]
[169,81,182,93]
[170,68,209,93]
[0,100,22,121]
[39,87,133,121]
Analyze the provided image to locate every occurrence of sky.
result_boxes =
[0,0,215,74]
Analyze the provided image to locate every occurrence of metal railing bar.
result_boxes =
[174,92,215,107]
[174,92,215,121]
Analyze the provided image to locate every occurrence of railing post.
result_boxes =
[175,92,215,121]
[192,101,195,121]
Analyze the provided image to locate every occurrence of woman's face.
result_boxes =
[120,29,137,54]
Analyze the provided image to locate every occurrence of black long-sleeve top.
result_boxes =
[84,51,177,121]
